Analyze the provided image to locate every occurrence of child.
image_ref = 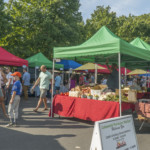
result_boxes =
[6,72,22,127]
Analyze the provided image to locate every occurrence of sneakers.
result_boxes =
[5,122,17,127]
[5,122,13,128]
[4,113,9,119]
[13,123,17,127]
[33,109,38,112]
[42,108,48,111]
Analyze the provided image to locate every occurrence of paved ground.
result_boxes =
[0,97,150,150]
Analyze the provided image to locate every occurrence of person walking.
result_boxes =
[32,65,52,112]
[0,68,8,118]
[22,68,30,100]
[5,67,13,106]
[6,72,22,127]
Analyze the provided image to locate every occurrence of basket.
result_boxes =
[69,91,79,97]
[98,84,108,89]
[91,89,101,97]
[115,89,127,95]
[128,90,137,103]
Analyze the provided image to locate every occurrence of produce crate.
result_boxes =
[115,89,128,95]
[69,91,79,97]
[98,84,107,89]
[91,89,101,97]
[128,90,137,103]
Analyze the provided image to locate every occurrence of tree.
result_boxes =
[5,0,85,58]
[116,14,150,43]
[0,0,12,47]
[84,6,117,40]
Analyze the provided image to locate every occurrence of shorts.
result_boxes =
[0,88,3,97]
[55,86,60,90]
[40,89,47,98]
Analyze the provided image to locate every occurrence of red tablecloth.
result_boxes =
[121,102,135,112]
[49,95,135,122]
[137,92,150,99]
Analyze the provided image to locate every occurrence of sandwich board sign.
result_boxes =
[90,115,139,150]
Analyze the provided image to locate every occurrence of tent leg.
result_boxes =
[95,63,97,84]
[118,53,122,116]
[68,70,70,89]
[125,67,127,86]
[35,67,36,97]
[148,69,150,88]
[51,59,55,118]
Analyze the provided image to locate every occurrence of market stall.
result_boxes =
[56,59,81,70]
[0,47,28,66]
[26,52,63,80]
[49,95,135,122]
[50,26,150,120]
[74,63,106,83]
[26,52,63,69]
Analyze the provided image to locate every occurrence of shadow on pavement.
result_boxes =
[0,126,74,150]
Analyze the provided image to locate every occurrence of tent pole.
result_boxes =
[118,53,122,116]
[51,59,55,118]
[148,68,150,88]
[125,67,127,86]
[35,67,36,97]
[69,69,70,89]
[35,67,36,81]
[95,63,97,84]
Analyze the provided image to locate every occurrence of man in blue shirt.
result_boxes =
[55,73,61,94]
[22,68,30,100]
[6,72,22,127]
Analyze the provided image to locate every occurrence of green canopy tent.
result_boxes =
[54,26,150,63]
[130,37,150,50]
[26,52,63,69]
[129,37,150,69]
[51,26,150,116]
[130,38,150,88]
[26,52,63,81]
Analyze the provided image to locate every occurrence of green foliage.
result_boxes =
[85,5,150,44]
[3,0,85,58]
[1,3,150,59]
[85,6,117,39]
[0,0,12,47]
[116,14,150,43]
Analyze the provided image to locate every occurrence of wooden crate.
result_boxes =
[128,90,137,103]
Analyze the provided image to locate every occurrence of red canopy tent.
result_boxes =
[89,64,131,75]
[0,47,28,66]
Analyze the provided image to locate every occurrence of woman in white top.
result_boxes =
[5,67,13,105]
[0,68,8,118]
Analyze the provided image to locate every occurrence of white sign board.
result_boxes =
[90,115,139,150]
[55,59,61,62]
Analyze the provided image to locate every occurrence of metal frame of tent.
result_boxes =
[50,26,150,118]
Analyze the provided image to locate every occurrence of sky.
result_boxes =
[80,0,150,22]
[4,0,150,22]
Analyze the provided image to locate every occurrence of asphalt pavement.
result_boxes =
[0,97,150,150]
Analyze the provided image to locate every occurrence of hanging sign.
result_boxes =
[90,115,139,150]
[55,59,61,62]
[22,65,27,68]
[69,68,73,73]
[35,66,39,69]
